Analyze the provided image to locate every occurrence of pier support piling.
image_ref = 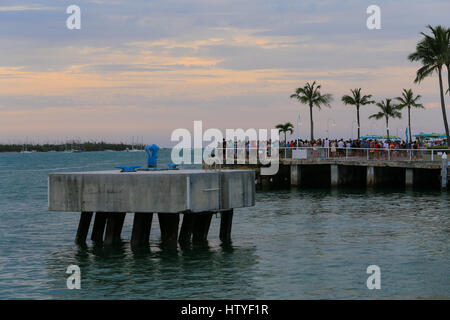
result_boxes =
[193,212,213,242]
[405,168,414,188]
[131,213,153,247]
[178,214,196,243]
[91,212,108,242]
[290,165,300,186]
[75,212,93,245]
[219,209,234,243]
[442,158,448,189]
[104,213,126,245]
[330,165,339,187]
[367,166,375,187]
[158,213,180,243]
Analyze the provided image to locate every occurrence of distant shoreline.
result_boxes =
[0,143,166,153]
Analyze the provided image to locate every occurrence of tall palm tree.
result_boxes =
[341,88,375,139]
[275,122,294,143]
[445,27,450,97]
[408,25,450,142]
[290,81,333,140]
[395,89,424,142]
[369,99,402,139]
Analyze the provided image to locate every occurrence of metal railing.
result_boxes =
[279,146,450,162]
[202,147,450,163]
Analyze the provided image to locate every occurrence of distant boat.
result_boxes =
[127,136,145,152]
[21,143,34,153]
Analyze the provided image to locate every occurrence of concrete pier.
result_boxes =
[212,159,447,190]
[178,213,196,243]
[130,212,153,247]
[442,157,448,189]
[104,212,126,245]
[405,168,414,188]
[158,213,180,244]
[290,165,300,186]
[330,165,339,187]
[192,212,214,242]
[48,169,255,247]
[367,166,375,187]
[219,209,234,242]
[91,212,108,243]
[75,212,93,245]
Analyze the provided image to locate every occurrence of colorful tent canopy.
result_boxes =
[360,135,401,140]
[413,133,447,139]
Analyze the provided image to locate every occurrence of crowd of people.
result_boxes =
[214,137,448,161]
[280,138,421,150]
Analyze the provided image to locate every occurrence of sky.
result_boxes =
[1,0,450,146]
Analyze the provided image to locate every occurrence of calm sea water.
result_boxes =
[0,150,449,299]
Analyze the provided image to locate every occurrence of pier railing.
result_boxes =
[202,147,450,163]
[279,147,450,162]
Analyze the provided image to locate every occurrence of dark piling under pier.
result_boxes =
[71,209,234,247]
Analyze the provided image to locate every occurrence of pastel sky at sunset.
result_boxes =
[1,0,450,146]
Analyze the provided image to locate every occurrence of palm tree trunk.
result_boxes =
[386,117,389,139]
[309,104,314,140]
[356,105,360,139]
[447,64,450,97]
[408,106,412,143]
[438,67,450,143]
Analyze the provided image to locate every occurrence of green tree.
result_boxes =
[408,25,450,142]
[369,99,402,139]
[341,88,375,139]
[275,122,294,143]
[395,89,424,142]
[290,81,333,140]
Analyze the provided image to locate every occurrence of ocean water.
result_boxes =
[0,150,449,299]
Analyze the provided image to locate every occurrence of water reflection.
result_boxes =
[45,240,260,299]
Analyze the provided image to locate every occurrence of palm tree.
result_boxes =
[408,25,450,142]
[290,81,333,140]
[395,89,424,142]
[369,99,402,139]
[445,27,450,96]
[275,122,294,143]
[341,88,375,139]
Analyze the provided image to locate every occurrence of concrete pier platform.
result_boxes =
[48,169,255,246]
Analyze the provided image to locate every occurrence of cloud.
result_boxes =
[426,102,440,108]
[0,5,56,12]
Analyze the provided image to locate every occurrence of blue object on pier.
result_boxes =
[168,163,179,170]
[145,144,160,168]
[116,165,142,172]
